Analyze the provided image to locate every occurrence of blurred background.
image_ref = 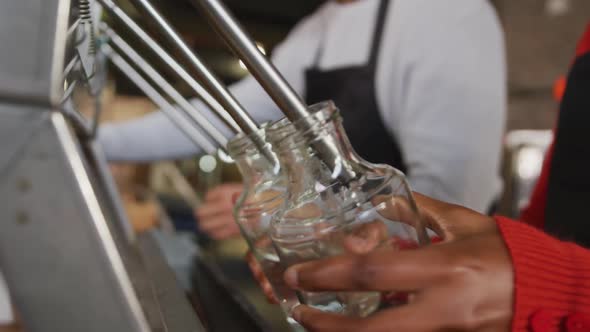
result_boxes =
[110,0,590,130]
[1,1,589,331]
[99,0,590,225]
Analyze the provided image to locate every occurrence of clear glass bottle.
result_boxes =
[269,101,429,317]
[227,128,303,331]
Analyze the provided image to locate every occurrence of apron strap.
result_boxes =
[368,0,391,67]
[312,0,392,68]
[311,9,330,67]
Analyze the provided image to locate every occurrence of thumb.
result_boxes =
[231,192,241,205]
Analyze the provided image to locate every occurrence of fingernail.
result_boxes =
[291,304,303,322]
[284,266,299,289]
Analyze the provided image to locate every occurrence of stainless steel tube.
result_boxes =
[126,0,259,137]
[98,0,278,166]
[190,0,351,179]
[102,44,218,154]
[97,0,240,134]
[189,0,309,122]
[102,25,228,149]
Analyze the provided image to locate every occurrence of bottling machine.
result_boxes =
[0,0,325,331]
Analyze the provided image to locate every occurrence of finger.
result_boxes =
[204,186,227,202]
[291,305,369,332]
[196,203,232,220]
[254,270,278,305]
[231,192,241,204]
[239,206,263,218]
[253,235,272,248]
[413,193,455,238]
[285,246,450,293]
[246,252,279,304]
[205,183,242,201]
[355,301,438,332]
[246,253,266,280]
[370,194,434,246]
[208,225,241,240]
[200,219,239,238]
[252,270,279,304]
[371,194,420,228]
[294,300,442,332]
[413,193,496,240]
[343,222,388,254]
[414,193,466,240]
[373,192,475,241]
[261,283,278,304]
[197,214,235,230]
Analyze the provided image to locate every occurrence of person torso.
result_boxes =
[303,0,407,172]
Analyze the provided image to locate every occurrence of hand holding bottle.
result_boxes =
[283,195,513,332]
[195,183,243,240]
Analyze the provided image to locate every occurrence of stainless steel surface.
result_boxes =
[103,44,218,154]
[0,107,207,332]
[103,25,229,149]
[97,0,240,134]
[62,57,79,85]
[88,141,137,243]
[76,0,98,85]
[0,105,150,332]
[136,232,206,332]
[60,36,108,139]
[197,243,291,332]
[0,0,70,106]
[62,98,94,136]
[66,17,81,41]
[191,0,351,179]
[0,2,220,331]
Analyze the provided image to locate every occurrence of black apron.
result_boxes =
[304,0,406,173]
[545,52,590,247]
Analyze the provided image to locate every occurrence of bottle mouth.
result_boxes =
[268,100,340,153]
[293,100,341,145]
[266,117,294,143]
[227,126,268,158]
[305,100,339,125]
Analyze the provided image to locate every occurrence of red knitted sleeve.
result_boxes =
[496,217,590,331]
[575,23,590,57]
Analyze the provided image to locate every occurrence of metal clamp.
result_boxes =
[59,6,107,139]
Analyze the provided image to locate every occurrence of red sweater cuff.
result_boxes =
[496,217,590,331]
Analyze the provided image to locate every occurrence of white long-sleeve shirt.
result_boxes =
[99,0,506,212]
[0,273,12,324]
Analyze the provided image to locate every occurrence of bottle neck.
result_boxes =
[234,151,272,187]
[228,132,280,190]
[271,115,370,205]
[312,119,368,180]
[298,109,371,184]
[278,139,318,202]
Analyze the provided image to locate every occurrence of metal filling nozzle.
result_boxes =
[189,0,355,180]
[97,0,277,167]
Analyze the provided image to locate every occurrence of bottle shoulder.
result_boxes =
[235,176,287,216]
[276,163,409,226]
